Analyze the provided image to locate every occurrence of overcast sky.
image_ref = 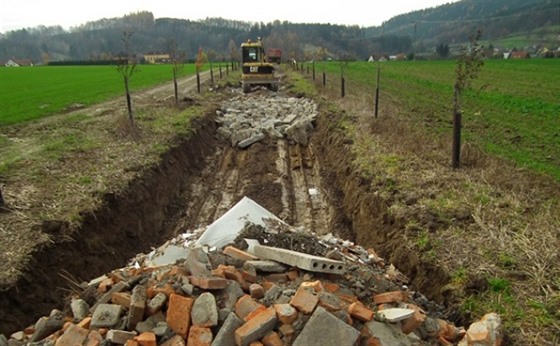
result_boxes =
[0,0,460,33]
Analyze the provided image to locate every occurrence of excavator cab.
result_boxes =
[240,39,279,93]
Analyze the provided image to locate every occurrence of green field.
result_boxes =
[0,64,202,125]
[318,59,560,180]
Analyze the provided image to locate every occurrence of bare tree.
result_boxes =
[115,31,140,125]
[207,49,217,85]
[452,29,484,168]
[169,38,185,107]
[195,47,207,93]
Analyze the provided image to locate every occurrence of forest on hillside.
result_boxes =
[1,0,558,63]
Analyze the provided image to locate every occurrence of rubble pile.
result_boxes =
[215,94,317,148]
[1,198,503,346]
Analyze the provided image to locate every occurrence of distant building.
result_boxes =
[4,59,33,67]
[509,51,530,59]
[143,52,171,64]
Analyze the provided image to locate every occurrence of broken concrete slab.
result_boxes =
[238,132,265,149]
[195,196,284,249]
[377,308,415,322]
[245,239,346,274]
[293,306,360,346]
[148,245,190,267]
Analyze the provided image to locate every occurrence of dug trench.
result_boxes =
[0,91,454,336]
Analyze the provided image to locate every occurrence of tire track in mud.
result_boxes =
[174,132,333,237]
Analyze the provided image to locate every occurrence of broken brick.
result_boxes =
[290,286,318,314]
[261,331,283,346]
[186,326,212,346]
[235,295,263,320]
[274,304,298,324]
[166,294,194,338]
[135,332,156,346]
[348,302,374,322]
[244,305,267,322]
[55,324,89,346]
[401,304,426,334]
[372,291,406,305]
[188,276,228,290]
[111,292,131,309]
[234,307,278,346]
[223,246,259,261]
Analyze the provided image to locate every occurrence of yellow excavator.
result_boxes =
[240,38,279,93]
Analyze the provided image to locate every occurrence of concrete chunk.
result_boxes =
[31,314,65,342]
[91,304,124,328]
[191,292,219,328]
[244,260,287,273]
[246,240,346,274]
[127,285,147,331]
[238,132,265,149]
[106,330,137,344]
[70,299,89,321]
[211,312,243,346]
[293,306,359,346]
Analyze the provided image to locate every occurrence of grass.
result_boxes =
[0,69,238,288]
[316,59,560,181]
[0,64,201,125]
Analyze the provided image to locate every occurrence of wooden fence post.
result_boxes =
[375,62,381,118]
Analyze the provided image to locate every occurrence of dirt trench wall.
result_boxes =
[312,110,451,305]
[0,115,218,335]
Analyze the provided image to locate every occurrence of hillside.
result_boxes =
[0,0,558,63]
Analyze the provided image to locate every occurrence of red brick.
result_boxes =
[186,326,212,346]
[135,332,156,346]
[153,284,176,298]
[336,292,358,304]
[261,331,283,346]
[401,304,426,334]
[235,295,263,320]
[55,324,89,346]
[242,266,257,283]
[249,284,265,299]
[97,278,114,294]
[323,282,340,293]
[188,276,228,290]
[348,302,374,322]
[77,317,91,329]
[287,270,299,281]
[86,330,103,346]
[261,281,274,292]
[274,304,298,324]
[125,340,138,346]
[166,294,194,338]
[244,305,267,322]
[234,307,278,346]
[111,292,131,308]
[372,291,406,305]
[223,246,259,261]
[365,337,382,346]
[437,319,459,341]
[439,336,454,346]
[220,265,245,283]
[249,343,263,346]
[290,287,318,314]
[278,324,294,338]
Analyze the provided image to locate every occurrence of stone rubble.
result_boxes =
[1,197,503,346]
[215,94,318,148]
